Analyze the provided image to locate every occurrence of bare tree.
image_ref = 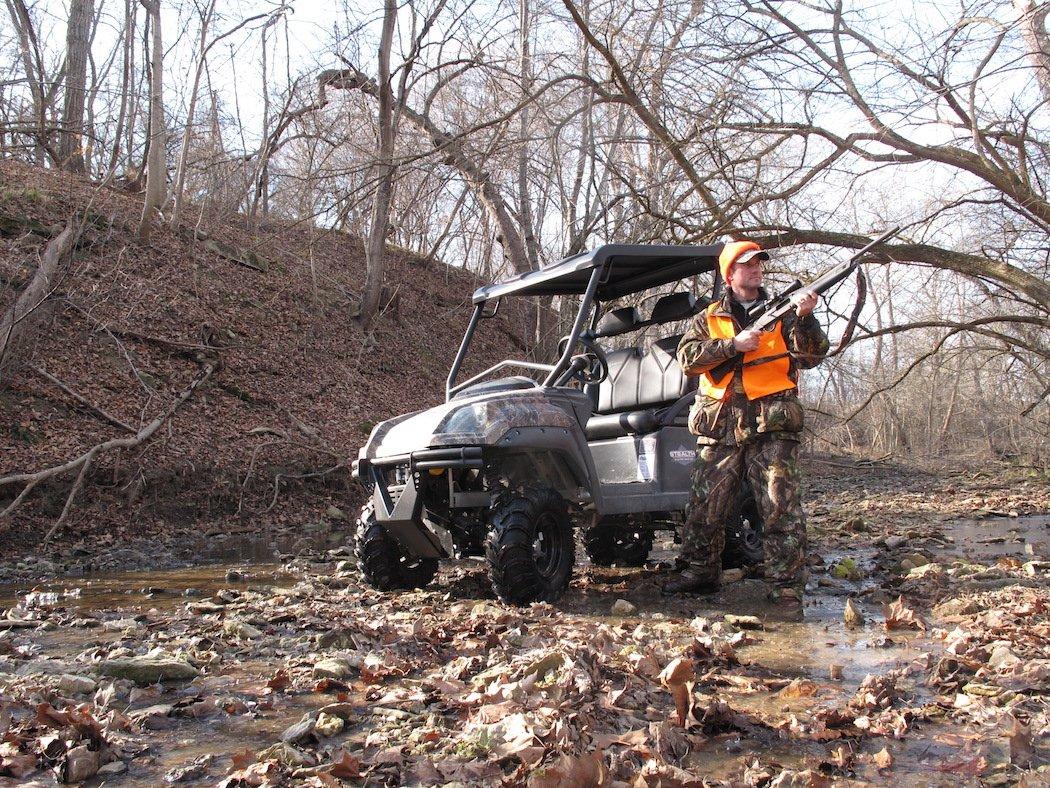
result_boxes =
[359,0,398,328]
[137,0,166,241]
[58,0,93,172]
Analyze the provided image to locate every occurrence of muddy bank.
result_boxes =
[0,482,1046,786]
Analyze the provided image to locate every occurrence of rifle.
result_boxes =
[705,227,899,382]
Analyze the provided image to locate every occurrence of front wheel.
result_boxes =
[354,502,438,591]
[485,486,575,605]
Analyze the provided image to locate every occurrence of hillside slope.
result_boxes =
[0,160,521,575]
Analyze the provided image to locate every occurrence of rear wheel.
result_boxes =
[583,520,653,567]
[722,490,764,570]
[485,486,575,605]
[354,501,438,590]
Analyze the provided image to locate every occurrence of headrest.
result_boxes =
[595,306,642,337]
[651,334,683,356]
[649,292,707,324]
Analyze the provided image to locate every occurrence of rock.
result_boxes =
[843,598,864,629]
[100,656,199,685]
[899,552,930,572]
[1023,561,1048,577]
[313,657,353,679]
[987,645,1020,670]
[258,742,316,768]
[130,703,176,730]
[326,505,347,521]
[884,535,906,550]
[102,617,141,631]
[63,745,101,782]
[223,620,263,639]
[314,711,345,737]
[611,599,637,616]
[281,713,317,744]
[336,560,355,573]
[58,674,97,695]
[225,569,246,582]
[721,568,744,583]
[164,754,215,782]
[723,614,763,630]
[97,761,128,776]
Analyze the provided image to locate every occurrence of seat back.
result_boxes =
[589,334,696,414]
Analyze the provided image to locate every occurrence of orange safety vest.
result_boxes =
[698,303,796,401]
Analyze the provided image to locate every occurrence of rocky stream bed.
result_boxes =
[0,462,1047,786]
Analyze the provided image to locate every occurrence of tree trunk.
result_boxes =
[59,0,93,172]
[137,0,166,241]
[1015,0,1050,105]
[359,0,397,328]
[171,0,215,225]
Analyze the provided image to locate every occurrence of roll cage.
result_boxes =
[446,243,724,401]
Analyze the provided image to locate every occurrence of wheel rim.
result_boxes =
[533,512,563,578]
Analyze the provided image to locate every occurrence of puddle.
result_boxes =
[0,563,293,612]
[938,514,1049,561]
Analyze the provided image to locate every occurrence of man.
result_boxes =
[664,240,829,621]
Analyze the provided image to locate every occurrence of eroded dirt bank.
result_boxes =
[0,461,1047,786]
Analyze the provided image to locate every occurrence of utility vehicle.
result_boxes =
[351,244,762,604]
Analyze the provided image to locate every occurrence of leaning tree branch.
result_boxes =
[0,223,77,378]
[28,363,136,433]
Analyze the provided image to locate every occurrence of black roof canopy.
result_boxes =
[471,243,724,304]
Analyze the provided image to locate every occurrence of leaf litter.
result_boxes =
[0,462,1046,784]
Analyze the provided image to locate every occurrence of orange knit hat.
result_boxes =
[718,241,769,282]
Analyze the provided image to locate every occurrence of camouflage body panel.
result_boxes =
[680,438,808,593]
[430,393,578,447]
[362,389,581,458]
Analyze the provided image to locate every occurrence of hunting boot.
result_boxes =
[661,567,721,596]
[766,586,804,622]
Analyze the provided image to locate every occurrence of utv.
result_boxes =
[351,244,762,604]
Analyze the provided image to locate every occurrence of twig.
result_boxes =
[28,364,136,433]
[0,361,217,542]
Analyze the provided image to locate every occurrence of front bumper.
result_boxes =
[352,447,484,559]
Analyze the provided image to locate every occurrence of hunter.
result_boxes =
[663,240,829,621]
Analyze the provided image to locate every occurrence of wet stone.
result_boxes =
[281,713,317,744]
[315,711,345,737]
[723,615,763,630]
[611,599,637,616]
[100,655,199,685]
[313,657,352,679]
[58,673,97,695]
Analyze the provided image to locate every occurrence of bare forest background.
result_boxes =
[1,0,1048,475]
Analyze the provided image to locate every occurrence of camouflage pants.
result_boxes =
[680,437,808,592]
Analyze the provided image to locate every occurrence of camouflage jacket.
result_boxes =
[677,290,829,446]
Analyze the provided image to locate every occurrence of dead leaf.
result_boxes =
[265,669,291,693]
[328,750,360,779]
[528,752,609,788]
[230,748,256,771]
[1007,716,1035,767]
[883,596,926,631]
[935,754,987,775]
[872,747,893,770]
[0,752,38,778]
[779,679,819,699]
